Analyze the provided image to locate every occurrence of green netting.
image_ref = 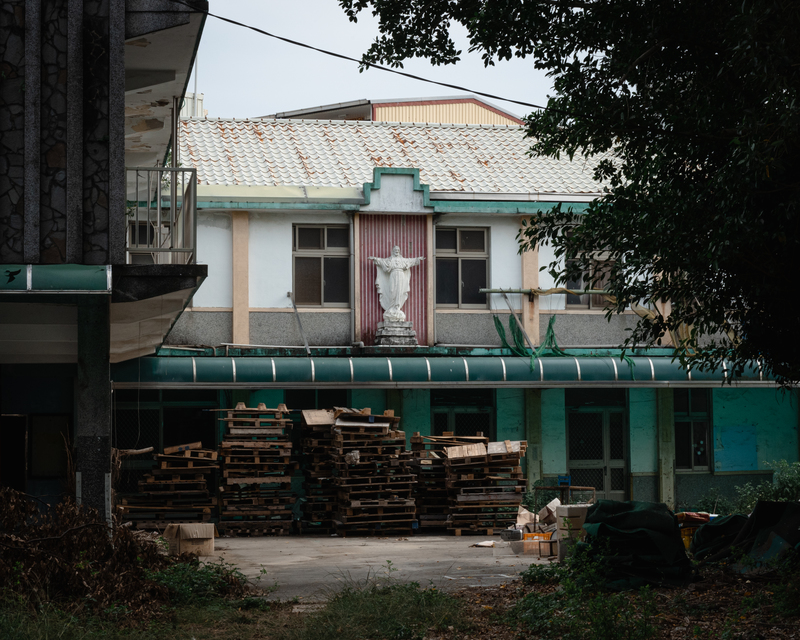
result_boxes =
[491,312,637,376]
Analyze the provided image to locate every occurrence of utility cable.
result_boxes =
[167,0,547,112]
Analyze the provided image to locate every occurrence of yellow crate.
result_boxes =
[523,532,553,541]
[680,526,699,550]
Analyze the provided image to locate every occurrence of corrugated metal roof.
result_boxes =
[180,118,604,196]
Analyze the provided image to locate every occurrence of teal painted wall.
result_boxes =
[351,389,387,414]
[497,389,526,474]
[542,388,567,475]
[399,389,431,448]
[629,389,658,473]
[249,389,284,407]
[713,388,799,471]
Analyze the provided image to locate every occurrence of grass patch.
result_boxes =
[283,581,466,640]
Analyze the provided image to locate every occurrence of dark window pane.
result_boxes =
[295,257,321,304]
[691,390,709,414]
[297,227,323,250]
[318,389,349,409]
[435,228,457,251]
[115,389,159,403]
[436,258,458,304]
[571,467,604,492]
[591,261,613,308]
[609,412,624,460]
[431,389,493,408]
[693,421,709,467]
[674,389,689,414]
[323,257,349,303]
[566,261,587,305]
[161,389,217,403]
[459,229,485,252]
[461,259,487,305]
[285,389,317,411]
[433,412,450,436]
[675,422,692,468]
[326,227,349,248]
[454,412,492,438]
[610,467,625,492]
[565,389,626,408]
[568,412,603,460]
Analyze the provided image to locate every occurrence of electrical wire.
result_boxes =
[167,0,548,112]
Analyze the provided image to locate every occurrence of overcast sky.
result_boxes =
[188,0,553,120]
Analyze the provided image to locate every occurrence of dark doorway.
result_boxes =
[0,415,28,492]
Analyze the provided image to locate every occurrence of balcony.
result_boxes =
[125,166,197,265]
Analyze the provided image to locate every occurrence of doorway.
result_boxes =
[567,409,626,501]
[0,415,28,492]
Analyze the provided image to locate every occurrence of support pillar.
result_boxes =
[525,388,543,487]
[231,211,249,345]
[657,388,676,508]
[75,296,111,521]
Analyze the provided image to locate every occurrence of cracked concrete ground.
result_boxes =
[209,534,545,601]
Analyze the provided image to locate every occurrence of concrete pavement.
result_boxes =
[209,534,545,601]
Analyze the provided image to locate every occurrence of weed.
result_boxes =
[283,578,465,640]
[146,558,248,605]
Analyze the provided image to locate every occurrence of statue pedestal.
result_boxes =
[375,321,417,346]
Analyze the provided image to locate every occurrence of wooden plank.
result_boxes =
[302,409,336,425]
[487,440,524,454]
[445,443,487,458]
[163,441,202,455]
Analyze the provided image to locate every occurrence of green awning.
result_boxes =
[111,356,767,389]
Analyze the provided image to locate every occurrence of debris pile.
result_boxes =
[445,440,528,535]
[410,432,489,531]
[299,408,338,534]
[331,408,418,536]
[116,441,218,528]
[217,403,297,536]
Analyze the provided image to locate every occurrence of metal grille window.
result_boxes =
[293,225,350,307]
[674,389,710,470]
[435,227,488,308]
[566,258,614,309]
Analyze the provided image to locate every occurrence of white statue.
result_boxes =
[369,246,425,323]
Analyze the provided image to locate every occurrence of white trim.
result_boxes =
[231,358,237,383]
[349,358,354,383]
[463,357,469,381]
[310,359,316,382]
[271,358,276,382]
[500,358,507,382]
[387,358,393,382]
[648,358,655,381]
[574,357,581,382]
[192,357,197,383]
[611,358,618,382]
[425,358,431,382]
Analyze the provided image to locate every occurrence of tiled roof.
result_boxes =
[180,118,603,195]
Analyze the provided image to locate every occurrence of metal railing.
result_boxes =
[125,166,197,265]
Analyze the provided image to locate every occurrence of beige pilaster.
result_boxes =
[426,214,435,346]
[657,389,676,509]
[231,210,250,345]
[520,233,540,345]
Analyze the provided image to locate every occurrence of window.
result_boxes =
[674,389,710,470]
[431,389,494,439]
[435,227,488,307]
[292,225,350,306]
[565,257,614,309]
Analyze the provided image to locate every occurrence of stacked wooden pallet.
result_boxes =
[332,409,417,537]
[299,409,338,534]
[117,441,218,529]
[409,432,489,531]
[217,403,297,537]
[445,440,528,536]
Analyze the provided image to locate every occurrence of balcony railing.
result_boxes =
[125,166,197,265]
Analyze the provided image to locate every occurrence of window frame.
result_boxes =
[434,226,490,309]
[291,224,351,308]
[673,389,711,472]
[565,255,614,310]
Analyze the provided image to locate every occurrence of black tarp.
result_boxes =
[698,501,800,566]
[578,500,693,589]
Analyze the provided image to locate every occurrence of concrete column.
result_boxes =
[75,296,111,521]
[520,236,540,344]
[231,211,249,344]
[525,388,543,486]
[657,388,676,508]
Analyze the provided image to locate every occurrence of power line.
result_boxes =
[168,0,547,112]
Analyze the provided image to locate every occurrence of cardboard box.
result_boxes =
[163,523,217,556]
[555,504,589,532]
[538,497,561,525]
